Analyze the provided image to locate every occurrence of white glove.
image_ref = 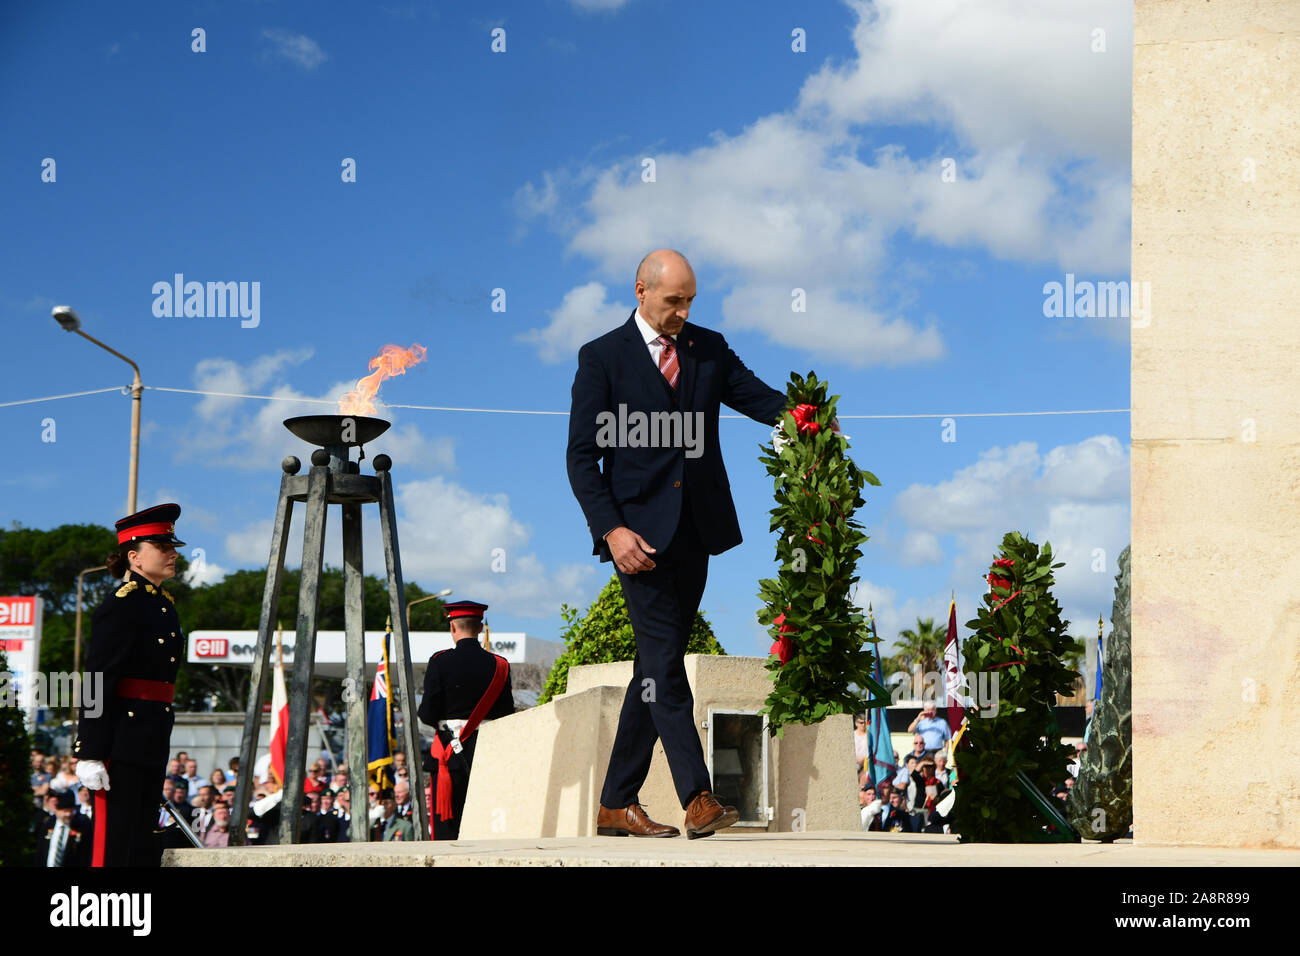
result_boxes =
[771,425,790,455]
[251,789,283,817]
[936,788,956,816]
[76,759,111,791]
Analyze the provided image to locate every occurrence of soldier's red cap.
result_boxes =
[116,503,186,547]
[443,600,488,620]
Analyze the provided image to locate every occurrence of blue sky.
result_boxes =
[1,0,1133,667]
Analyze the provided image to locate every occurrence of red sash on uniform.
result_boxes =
[91,759,111,867]
[427,657,509,823]
[116,678,175,702]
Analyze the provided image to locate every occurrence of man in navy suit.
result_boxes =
[567,249,790,839]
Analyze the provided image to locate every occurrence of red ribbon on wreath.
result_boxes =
[790,404,820,435]
[987,633,1028,669]
[991,588,1023,611]
[770,610,797,666]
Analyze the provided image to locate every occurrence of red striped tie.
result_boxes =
[657,335,679,389]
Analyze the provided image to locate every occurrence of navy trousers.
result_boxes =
[600,506,713,810]
[101,761,164,866]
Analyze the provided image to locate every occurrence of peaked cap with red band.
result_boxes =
[443,600,488,621]
[115,502,186,547]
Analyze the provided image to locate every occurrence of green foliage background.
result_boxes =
[0,522,448,717]
[953,532,1081,842]
[0,647,34,867]
[538,573,725,704]
[755,372,888,732]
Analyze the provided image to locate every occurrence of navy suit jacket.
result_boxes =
[567,312,786,561]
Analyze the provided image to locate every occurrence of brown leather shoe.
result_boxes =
[596,803,681,838]
[683,790,739,839]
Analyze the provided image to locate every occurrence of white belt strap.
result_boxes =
[438,719,468,753]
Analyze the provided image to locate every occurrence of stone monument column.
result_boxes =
[1132,0,1300,847]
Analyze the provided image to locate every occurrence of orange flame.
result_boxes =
[338,343,428,415]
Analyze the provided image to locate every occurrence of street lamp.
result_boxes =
[406,588,453,631]
[71,564,108,726]
[52,306,143,514]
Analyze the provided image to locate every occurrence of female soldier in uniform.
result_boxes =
[74,503,187,866]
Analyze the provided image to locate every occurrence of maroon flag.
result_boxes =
[943,598,964,736]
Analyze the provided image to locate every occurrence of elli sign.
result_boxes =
[0,596,44,728]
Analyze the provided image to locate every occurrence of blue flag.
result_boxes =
[367,633,396,790]
[1094,632,1104,700]
[866,616,896,789]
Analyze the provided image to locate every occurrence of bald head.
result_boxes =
[635,249,696,337]
[636,249,692,290]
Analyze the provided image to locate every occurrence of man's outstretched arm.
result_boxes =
[719,335,787,426]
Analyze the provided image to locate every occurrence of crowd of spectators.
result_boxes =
[28,746,409,864]
[852,705,1082,835]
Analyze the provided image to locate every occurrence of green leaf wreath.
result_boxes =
[953,532,1081,842]
[756,372,888,733]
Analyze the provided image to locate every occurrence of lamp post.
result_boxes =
[52,306,143,513]
[406,588,453,632]
[71,564,108,726]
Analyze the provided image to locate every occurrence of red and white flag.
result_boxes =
[268,641,289,786]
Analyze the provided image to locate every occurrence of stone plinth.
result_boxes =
[454,654,858,838]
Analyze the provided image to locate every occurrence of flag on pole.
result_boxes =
[943,596,965,737]
[1094,614,1104,701]
[865,609,896,789]
[268,627,289,787]
[367,628,397,790]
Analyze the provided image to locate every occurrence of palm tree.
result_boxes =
[887,616,947,683]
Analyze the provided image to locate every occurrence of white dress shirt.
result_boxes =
[634,309,677,367]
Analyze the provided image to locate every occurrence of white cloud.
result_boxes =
[221,475,595,620]
[897,530,943,566]
[261,29,328,70]
[184,559,228,587]
[721,284,943,368]
[173,351,455,474]
[888,433,1130,636]
[518,0,1130,365]
[798,0,1131,165]
[569,0,630,10]
[517,281,633,364]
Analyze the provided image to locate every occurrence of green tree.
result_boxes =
[172,567,448,711]
[0,522,451,713]
[886,616,947,680]
[0,522,120,677]
[0,648,34,866]
[538,574,725,705]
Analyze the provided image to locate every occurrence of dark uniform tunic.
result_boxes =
[416,639,514,839]
[74,570,183,866]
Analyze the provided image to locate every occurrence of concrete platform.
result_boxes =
[163,832,1300,867]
